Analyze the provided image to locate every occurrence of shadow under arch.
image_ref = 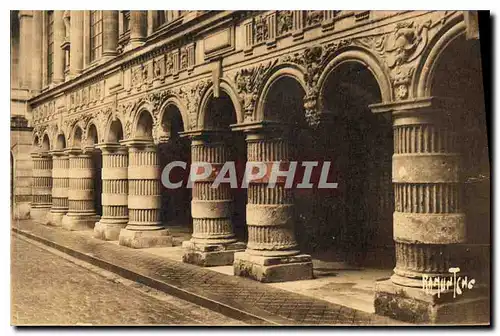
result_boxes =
[158,101,192,230]
[86,123,102,217]
[312,56,394,268]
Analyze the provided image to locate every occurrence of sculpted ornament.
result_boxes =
[353,20,431,100]
[277,10,293,36]
[253,15,269,44]
[234,59,278,122]
[181,80,211,130]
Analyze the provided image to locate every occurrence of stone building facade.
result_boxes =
[10,10,490,323]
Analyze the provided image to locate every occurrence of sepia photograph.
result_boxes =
[9,7,491,327]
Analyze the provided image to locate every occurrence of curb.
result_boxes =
[13,227,283,326]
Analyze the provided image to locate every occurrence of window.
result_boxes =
[46,11,54,83]
[121,10,130,34]
[89,10,103,62]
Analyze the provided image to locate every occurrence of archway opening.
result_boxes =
[107,119,124,143]
[88,123,102,217]
[321,62,393,268]
[73,126,83,149]
[136,110,154,141]
[56,133,66,150]
[204,91,247,242]
[41,134,51,153]
[430,34,489,277]
[159,104,191,230]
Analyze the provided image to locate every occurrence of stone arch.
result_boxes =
[414,16,466,98]
[103,114,126,144]
[55,133,66,150]
[158,97,189,138]
[134,108,155,141]
[70,124,84,148]
[85,121,100,147]
[197,80,243,129]
[317,47,392,109]
[255,65,307,122]
[41,132,51,152]
[32,134,40,151]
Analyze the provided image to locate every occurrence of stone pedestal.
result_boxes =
[61,148,97,231]
[371,99,490,324]
[30,152,52,222]
[118,140,172,248]
[232,125,313,282]
[94,144,129,241]
[182,132,245,266]
[47,150,68,226]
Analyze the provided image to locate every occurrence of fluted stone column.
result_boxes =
[69,10,84,77]
[53,10,65,84]
[47,150,68,226]
[30,152,52,221]
[118,140,172,248]
[182,132,245,266]
[94,143,129,240]
[372,99,489,324]
[61,148,97,230]
[233,124,313,282]
[31,10,43,92]
[102,11,119,57]
[129,11,147,48]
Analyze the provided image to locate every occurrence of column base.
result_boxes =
[374,279,490,325]
[233,251,313,283]
[118,228,173,249]
[12,202,31,220]
[61,214,97,231]
[182,240,246,267]
[30,207,51,222]
[94,221,128,241]
[46,211,66,227]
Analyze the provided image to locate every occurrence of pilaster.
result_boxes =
[69,10,84,77]
[102,11,119,57]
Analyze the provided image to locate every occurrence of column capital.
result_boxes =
[18,10,33,18]
[230,120,292,136]
[95,142,127,153]
[64,147,83,156]
[49,149,68,157]
[120,138,155,149]
[369,96,463,115]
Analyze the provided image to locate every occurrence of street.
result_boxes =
[11,234,242,326]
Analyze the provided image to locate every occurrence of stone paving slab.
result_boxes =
[12,220,406,326]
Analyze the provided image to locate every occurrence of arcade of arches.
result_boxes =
[15,11,489,323]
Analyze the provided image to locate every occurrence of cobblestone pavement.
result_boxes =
[12,220,404,325]
[11,234,243,326]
